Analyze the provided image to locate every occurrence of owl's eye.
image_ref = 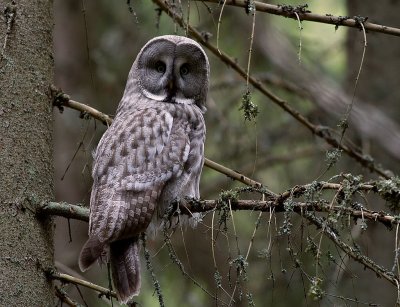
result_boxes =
[180,64,189,76]
[155,61,166,74]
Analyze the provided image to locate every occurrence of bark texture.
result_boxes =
[0,0,54,305]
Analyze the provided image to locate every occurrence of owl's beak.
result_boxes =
[165,76,177,102]
[167,79,175,92]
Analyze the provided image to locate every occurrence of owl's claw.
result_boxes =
[162,199,180,229]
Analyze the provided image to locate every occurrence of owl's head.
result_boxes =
[127,35,209,113]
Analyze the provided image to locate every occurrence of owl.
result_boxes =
[79,35,209,303]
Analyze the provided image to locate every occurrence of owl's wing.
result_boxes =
[88,108,191,241]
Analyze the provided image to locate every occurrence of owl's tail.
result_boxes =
[110,237,141,303]
[79,236,104,271]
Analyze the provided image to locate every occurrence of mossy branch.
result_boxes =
[39,196,400,228]
[305,212,399,287]
[42,177,400,294]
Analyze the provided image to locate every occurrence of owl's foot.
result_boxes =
[162,199,180,229]
[163,197,201,229]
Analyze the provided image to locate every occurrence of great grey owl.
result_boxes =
[78,35,209,303]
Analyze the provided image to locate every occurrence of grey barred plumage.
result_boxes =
[79,35,209,303]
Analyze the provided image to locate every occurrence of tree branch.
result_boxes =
[43,179,400,292]
[55,285,83,307]
[196,0,400,38]
[39,197,398,228]
[40,201,89,222]
[48,270,117,299]
[152,0,391,179]
[305,212,399,287]
[51,85,113,126]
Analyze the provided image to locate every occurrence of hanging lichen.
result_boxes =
[240,90,259,121]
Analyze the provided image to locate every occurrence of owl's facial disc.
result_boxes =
[137,38,208,108]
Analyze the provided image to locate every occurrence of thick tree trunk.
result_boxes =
[0,0,54,305]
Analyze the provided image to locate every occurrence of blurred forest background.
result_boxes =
[51,0,400,306]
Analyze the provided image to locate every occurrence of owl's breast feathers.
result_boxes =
[88,103,205,241]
